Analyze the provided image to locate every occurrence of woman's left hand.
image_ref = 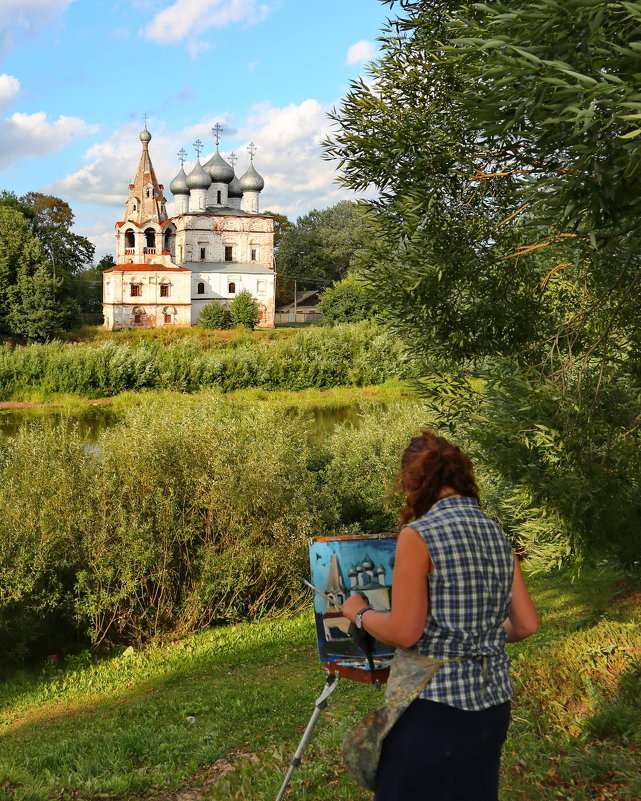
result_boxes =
[343,593,369,623]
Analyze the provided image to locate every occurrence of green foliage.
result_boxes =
[277,201,368,290]
[0,567,639,800]
[229,289,260,329]
[7,265,77,343]
[318,274,378,325]
[324,0,641,566]
[198,300,231,330]
[0,193,94,340]
[0,393,422,661]
[0,322,413,400]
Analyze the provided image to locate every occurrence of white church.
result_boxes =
[102,124,276,330]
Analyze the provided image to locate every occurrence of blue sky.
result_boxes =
[0,0,390,258]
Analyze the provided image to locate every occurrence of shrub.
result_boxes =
[318,274,378,325]
[198,301,231,330]
[230,290,260,330]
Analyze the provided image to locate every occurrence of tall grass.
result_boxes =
[0,322,412,400]
[0,394,424,664]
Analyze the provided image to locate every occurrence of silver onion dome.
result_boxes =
[169,166,189,195]
[228,173,243,198]
[239,163,264,192]
[140,128,152,143]
[186,159,212,190]
[206,149,234,184]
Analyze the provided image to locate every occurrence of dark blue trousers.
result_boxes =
[374,698,511,801]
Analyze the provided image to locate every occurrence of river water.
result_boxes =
[0,400,389,443]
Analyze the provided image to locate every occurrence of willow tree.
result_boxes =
[325,0,641,566]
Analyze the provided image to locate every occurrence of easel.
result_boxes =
[274,661,390,801]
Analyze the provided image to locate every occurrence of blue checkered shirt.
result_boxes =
[408,496,514,711]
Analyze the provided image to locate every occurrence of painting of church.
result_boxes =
[102,124,276,330]
[309,535,397,664]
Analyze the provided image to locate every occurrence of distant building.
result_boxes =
[103,125,276,330]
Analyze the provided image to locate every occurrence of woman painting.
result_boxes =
[343,431,539,801]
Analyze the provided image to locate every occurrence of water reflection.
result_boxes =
[0,406,115,442]
[0,399,399,443]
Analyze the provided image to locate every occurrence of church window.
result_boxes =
[257,280,265,293]
[144,229,156,248]
[134,313,142,324]
[225,245,233,262]
[200,247,206,260]
[131,283,142,297]
[217,190,222,204]
[228,282,236,294]
[125,229,135,249]
[160,284,170,297]
[197,282,205,294]
[146,189,151,198]
[164,313,172,324]
[250,248,257,261]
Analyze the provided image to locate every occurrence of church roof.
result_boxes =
[182,261,274,275]
[103,264,191,272]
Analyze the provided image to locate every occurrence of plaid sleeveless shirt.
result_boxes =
[408,496,514,711]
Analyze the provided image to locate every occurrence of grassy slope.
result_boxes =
[1,568,639,801]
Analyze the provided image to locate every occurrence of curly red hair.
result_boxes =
[399,431,479,525]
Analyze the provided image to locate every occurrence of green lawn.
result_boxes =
[1,566,639,801]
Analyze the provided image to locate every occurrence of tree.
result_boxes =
[325,0,641,567]
[199,301,231,330]
[230,290,260,330]
[0,206,48,333]
[277,201,368,290]
[7,265,79,343]
[262,211,293,255]
[0,195,93,338]
[317,275,378,325]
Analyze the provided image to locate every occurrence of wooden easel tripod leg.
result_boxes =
[274,673,340,801]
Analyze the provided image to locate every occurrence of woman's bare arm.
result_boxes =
[343,526,430,649]
[503,554,539,643]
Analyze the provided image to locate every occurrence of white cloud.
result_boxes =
[0,0,74,57]
[0,74,20,110]
[46,101,371,251]
[0,112,97,171]
[347,39,376,65]
[234,99,371,218]
[187,39,211,59]
[144,0,270,45]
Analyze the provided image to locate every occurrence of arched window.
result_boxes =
[124,229,135,249]
[200,247,206,260]
[164,227,176,258]
[197,282,205,294]
[163,306,176,325]
[144,228,156,249]
[228,282,236,294]
[132,306,145,325]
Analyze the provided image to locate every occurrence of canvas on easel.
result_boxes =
[309,534,397,684]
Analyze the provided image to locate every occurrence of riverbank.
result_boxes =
[0,567,639,801]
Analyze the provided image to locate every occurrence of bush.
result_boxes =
[230,290,260,330]
[198,301,231,330]
[0,394,426,662]
[0,322,415,399]
[318,274,378,325]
